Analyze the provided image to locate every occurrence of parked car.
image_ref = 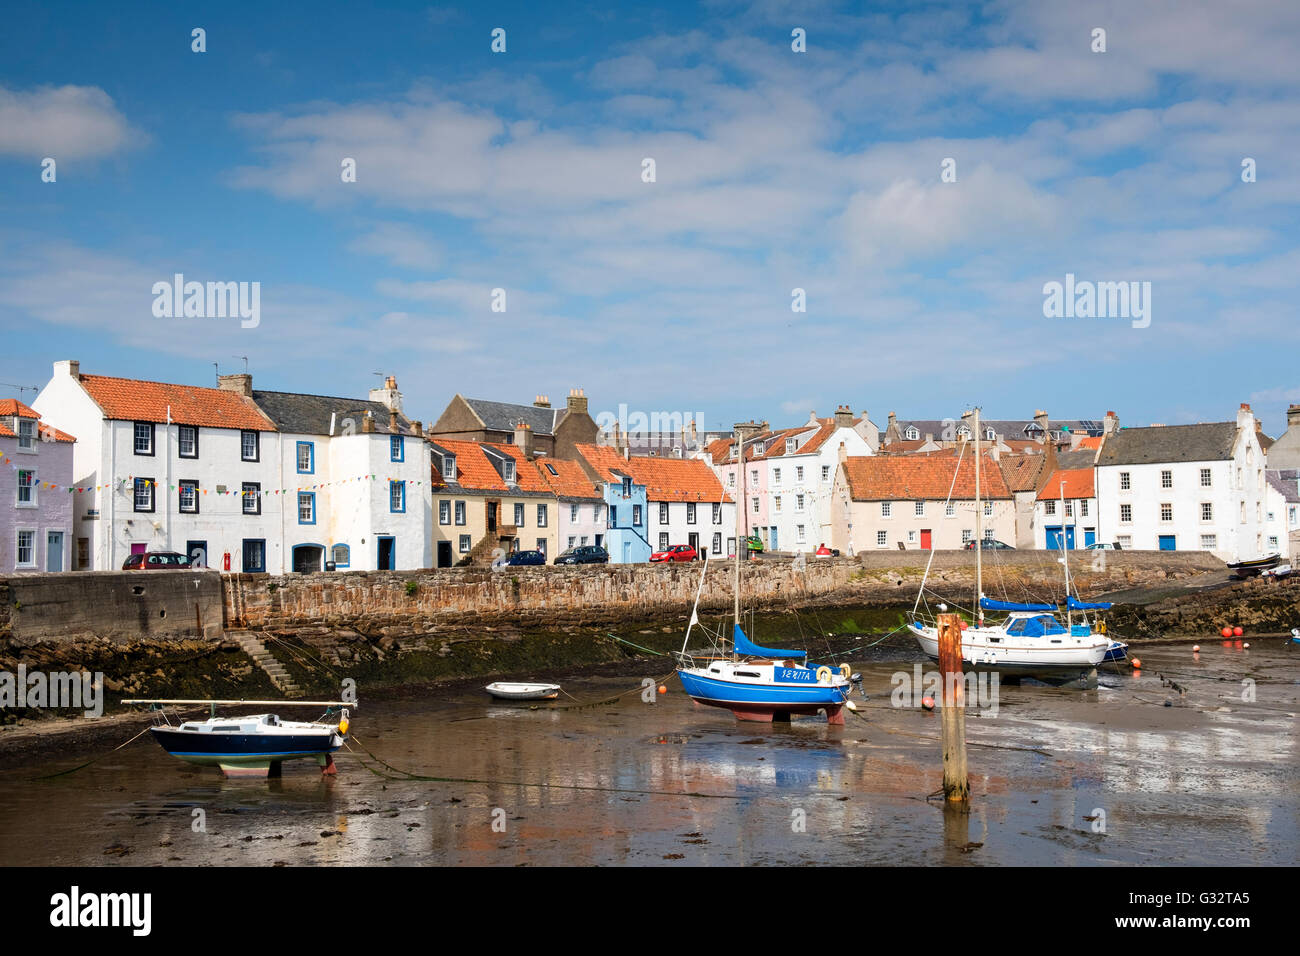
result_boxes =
[122,551,192,570]
[744,535,764,553]
[554,545,609,565]
[814,544,838,558]
[650,544,698,563]
[505,550,547,567]
[965,540,1015,550]
[1085,542,1120,551]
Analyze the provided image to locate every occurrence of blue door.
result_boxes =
[770,527,778,549]
[1046,526,1075,550]
[1158,535,1176,551]
[623,540,631,563]
[1084,529,1096,548]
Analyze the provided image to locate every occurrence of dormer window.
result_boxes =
[754,442,765,455]
[956,424,971,438]
[904,426,919,441]
[502,459,516,483]
[622,476,632,496]
[17,418,35,450]
[985,427,995,441]
[443,454,456,477]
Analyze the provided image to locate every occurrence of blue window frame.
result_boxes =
[390,436,404,462]
[298,492,316,525]
[331,544,350,568]
[296,441,315,474]
[390,480,406,513]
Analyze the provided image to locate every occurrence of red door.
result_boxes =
[920,529,932,550]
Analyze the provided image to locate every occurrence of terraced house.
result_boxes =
[573,443,650,564]
[614,454,734,558]
[0,399,76,572]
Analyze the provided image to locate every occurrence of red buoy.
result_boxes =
[1233,626,1243,637]
[1220,627,1233,638]
[921,696,935,711]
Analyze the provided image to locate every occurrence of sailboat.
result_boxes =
[909,408,1111,684]
[675,425,852,723]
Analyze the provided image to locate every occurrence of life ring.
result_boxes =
[838,663,852,680]
[816,666,832,684]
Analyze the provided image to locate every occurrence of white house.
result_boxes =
[1033,467,1099,550]
[767,407,874,552]
[32,361,431,573]
[1094,404,1267,561]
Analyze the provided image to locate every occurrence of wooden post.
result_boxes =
[937,613,969,804]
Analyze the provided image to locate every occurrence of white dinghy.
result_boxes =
[484,682,561,701]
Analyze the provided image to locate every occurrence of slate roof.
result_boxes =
[1266,469,1300,503]
[841,455,1011,501]
[1096,422,1238,466]
[894,418,1104,438]
[1037,468,1096,501]
[252,390,417,437]
[78,374,275,431]
[463,398,564,436]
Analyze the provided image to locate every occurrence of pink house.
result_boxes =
[0,399,77,572]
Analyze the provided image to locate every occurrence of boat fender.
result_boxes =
[1098,622,1107,634]
[838,663,852,680]
[816,666,832,684]
[338,715,350,736]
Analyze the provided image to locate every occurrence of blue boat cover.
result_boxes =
[1067,596,1112,610]
[979,597,1055,612]
[732,624,807,659]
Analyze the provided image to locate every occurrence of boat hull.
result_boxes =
[911,624,1108,682]
[484,682,561,700]
[677,669,850,723]
[149,727,343,777]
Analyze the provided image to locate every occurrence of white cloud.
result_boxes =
[0,85,140,160]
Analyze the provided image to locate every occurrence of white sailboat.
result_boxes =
[908,408,1111,683]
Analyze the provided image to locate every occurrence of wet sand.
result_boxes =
[0,636,1296,866]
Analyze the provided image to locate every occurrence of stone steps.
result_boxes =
[231,630,304,697]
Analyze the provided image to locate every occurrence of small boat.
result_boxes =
[1261,563,1292,580]
[485,682,561,700]
[123,698,352,778]
[1227,554,1282,577]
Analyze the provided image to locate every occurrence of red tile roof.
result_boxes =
[534,456,600,500]
[0,399,77,442]
[999,454,1047,492]
[0,399,39,419]
[78,374,275,431]
[842,454,1011,501]
[617,454,730,502]
[482,442,552,494]
[429,439,508,492]
[574,443,635,484]
[1036,467,1095,501]
[1074,436,1102,450]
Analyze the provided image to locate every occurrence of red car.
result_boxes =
[650,544,698,563]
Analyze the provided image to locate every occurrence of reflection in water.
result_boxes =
[0,642,1296,866]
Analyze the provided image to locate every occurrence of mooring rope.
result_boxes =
[28,722,154,781]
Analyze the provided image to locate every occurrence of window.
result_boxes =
[775,496,782,513]
[876,530,887,547]
[1119,472,1131,490]
[983,501,992,517]
[439,500,451,525]
[712,533,722,555]
[296,442,314,473]
[796,466,804,482]
[1198,468,1211,487]
[751,469,758,485]
[631,505,640,526]
[751,497,759,514]
[454,501,466,525]
[298,492,316,524]
[134,477,154,513]
[773,468,781,484]
[659,502,669,523]
[1117,535,1132,549]
[1200,534,1217,550]
[659,533,669,550]
[390,481,405,513]
[1081,500,1089,517]
[443,454,457,477]
[881,502,892,518]
[1119,503,1132,523]
[686,503,696,524]
[728,473,735,487]
[984,527,994,540]
[1268,536,1279,549]
[537,504,548,527]
[16,470,35,506]
[179,480,199,514]
[907,530,916,543]
[796,524,806,543]
[1201,502,1213,521]
[1045,500,1056,515]
[905,426,919,440]
[712,503,721,524]
[77,537,89,569]
[502,459,516,483]
[945,502,955,517]
[242,539,266,573]
[570,504,578,521]
[796,494,805,511]
[459,534,472,554]
[621,476,632,496]
[610,506,617,527]
[178,425,198,459]
[241,430,259,462]
[536,538,547,554]
[1160,502,1172,522]
[16,530,35,567]
[1161,470,1172,489]
[821,465,830,481]
[132,421,154,456]
[514,503,525,526]
[593,504,601,521]
[1064,502,1073,517]
[915,501,925,517]
[568,536,576,549]
[332,544,351,568]
[243,482,261,515]
[17,419,35,450]
[390,436,404,462]
[961,529,973,544]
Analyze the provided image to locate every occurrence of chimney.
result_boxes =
[218,373,252,397]
[369,376,403,413]
[54,359,80,381]
[363,411,374,433]
[389,409,398,432]
[1237,402,1254,430]
[834,404,853,429]
[807,410,819,428]
[411,419,422,437]
[534,394,551,409]
[514,421,534,459]
[1103,410,1120,436]
[1033,409,1050,441]
[566,387,588,416]
[837,440,848,465]
[924,432,933,444]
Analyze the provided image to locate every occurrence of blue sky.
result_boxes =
[2,0,1298,436]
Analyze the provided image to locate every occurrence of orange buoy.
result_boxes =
[1233,626,1243,637]
[1220,627,1233,638]
[960,620,969,630]
[1131,658,1142,669]
[921,696,935,711]
[657,685,667,694]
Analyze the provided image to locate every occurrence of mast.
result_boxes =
[1060,479,1071,628]
[971,407,983,626]
[734,427,745,641]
